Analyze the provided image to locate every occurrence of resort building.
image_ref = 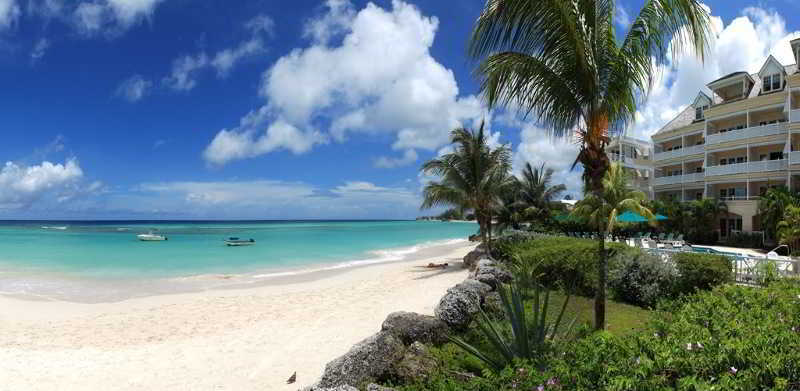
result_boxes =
[607,135,654,198]
[651,38,800,238]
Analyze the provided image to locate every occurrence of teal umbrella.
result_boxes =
[655,214,668,221]
[616,211,648,223]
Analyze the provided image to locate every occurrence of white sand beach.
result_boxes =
[0,241,475,391]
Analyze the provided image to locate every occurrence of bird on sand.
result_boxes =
[286,372,296,384]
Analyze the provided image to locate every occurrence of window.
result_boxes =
[720,158,727,165]
[695,192,703,200]
[737,125,745,130]
[760,121,768,126]
[736,157,745,164]
[770,152,784,160]
[695,167,703,173]
[695,105,708,120]
[760,154,768,161]
[763,73,781,92]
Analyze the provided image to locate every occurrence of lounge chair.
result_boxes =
[663,242,674,250]
[664,233,675,242]
[647,239,658,249]
[657,233,666,241]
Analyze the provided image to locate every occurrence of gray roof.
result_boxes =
[653,63,797,137]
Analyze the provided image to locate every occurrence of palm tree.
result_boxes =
[777,205,800,252]
[688,198,727,242]
[758,187,799,242]
[515,163,567,222]
[420,123,513,245]
[469,0,712,330]
[572,162,653,240]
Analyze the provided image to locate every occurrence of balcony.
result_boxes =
[706,122,787,145]
[653,144,705,161]
[791,151,800,164]
[792,109,800,123]
[705,159,788,176]
[653,172,705,186]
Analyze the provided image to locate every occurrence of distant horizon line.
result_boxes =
[0,219,422,223]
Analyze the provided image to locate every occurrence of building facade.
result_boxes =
[650,38,800,238]
[607,135,654,198]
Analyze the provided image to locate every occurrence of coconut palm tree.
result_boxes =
[778,205,800,252]
[515,163,567,222]
[573,162,653,239]
[420,123,513,245]
[469,0,712,330]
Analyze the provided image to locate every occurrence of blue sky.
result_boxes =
[1,0,799,219]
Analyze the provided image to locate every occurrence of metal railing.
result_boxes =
[653,144,705,161]
[791,109,800,123]
[791,151,800,164]
[706,122,787,145]
[706,159,787,176]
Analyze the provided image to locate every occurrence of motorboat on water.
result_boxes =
[225,237,255,246]
[137,232,167,241]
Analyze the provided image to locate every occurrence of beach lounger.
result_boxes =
[647,240,658,249]
[665,233,675,242]
[663,242,674,250]
[657,233,666,241]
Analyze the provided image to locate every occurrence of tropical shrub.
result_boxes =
[778,205,800,252]
[505,237,628,296]
[722,230,764,249]
[609,250,678,307]
[391,282,800,391]
[672,252,732,295]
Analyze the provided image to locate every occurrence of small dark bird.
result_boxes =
[286,372,296,384]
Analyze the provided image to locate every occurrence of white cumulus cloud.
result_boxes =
[116,74,152,102]
[204,0,485,166]
[0,0,19,30]
[0,159,84,209]
[72,0,163,36]
[513,124,583,199]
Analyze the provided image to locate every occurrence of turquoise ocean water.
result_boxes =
[0,220,476,280]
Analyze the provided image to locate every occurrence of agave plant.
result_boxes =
[449,278,576,371]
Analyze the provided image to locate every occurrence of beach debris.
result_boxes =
[315,331,406,389]
[286,371,296,384]
[420,262,448,269]
[434,279,492,330]
[301,385,359,391]
[381,311,450,345]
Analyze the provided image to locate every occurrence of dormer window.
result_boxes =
[695,105,708,120]
[763,73,781,92]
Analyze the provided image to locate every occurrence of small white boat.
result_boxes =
[225,237,255,246]
[137,233,167,241]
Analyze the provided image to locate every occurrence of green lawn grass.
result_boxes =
[545,291,653,337]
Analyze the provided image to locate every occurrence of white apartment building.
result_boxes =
[650,38,800,237]
[607,135,654,198]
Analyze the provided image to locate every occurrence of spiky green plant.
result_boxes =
[448,279,576,372]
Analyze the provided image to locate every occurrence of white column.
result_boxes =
[747,110,751,128]
[746,177,750,200]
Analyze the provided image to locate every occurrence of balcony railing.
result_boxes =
[791,151,800,164]
[653,144,704,161]
[705,159,788,176]
[706,122,787,145]
[652,172,705,186]
[791,109,800,123]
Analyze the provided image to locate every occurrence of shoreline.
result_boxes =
[0,237,471,304]
[0,240,476,390]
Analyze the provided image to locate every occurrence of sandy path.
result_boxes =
[0,242,475,391]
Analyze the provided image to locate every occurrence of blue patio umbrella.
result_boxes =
[616,211,649,223]
[655,214,668,221]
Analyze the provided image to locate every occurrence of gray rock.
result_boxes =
[367,384,398,391]
[482,291,504,317]
[473,265,512,289]
[475,259,496,269]
[317,331,406,389]
[381,311,450,345]
[392,341,438,383]
[463,244,491,270]
[434,279,492,329]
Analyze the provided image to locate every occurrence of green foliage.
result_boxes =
[648,198,727,245]
[437,208,464,221]
[758,186,800,242]
[722,230,764,249]
[609,250,678,308]
[755,260,781,287]
[672,252,733,295]
[448,281,576,372]
[392,282,800,391]
[778,205,800,251]
[572,163,653,234]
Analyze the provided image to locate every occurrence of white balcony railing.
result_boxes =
[652,172,705,186]
[791,109,800,123]
[791,151,800,164]
[706,122,787,145]
[653,144,705,161]
[706,159,787,176]
[682,172,705,183]
[653,176,683,186]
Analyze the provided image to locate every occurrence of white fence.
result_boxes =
[706,122,787,145]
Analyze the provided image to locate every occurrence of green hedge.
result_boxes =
[672,252,733,295]
[392,281,800,390]
[492,236,628,297]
